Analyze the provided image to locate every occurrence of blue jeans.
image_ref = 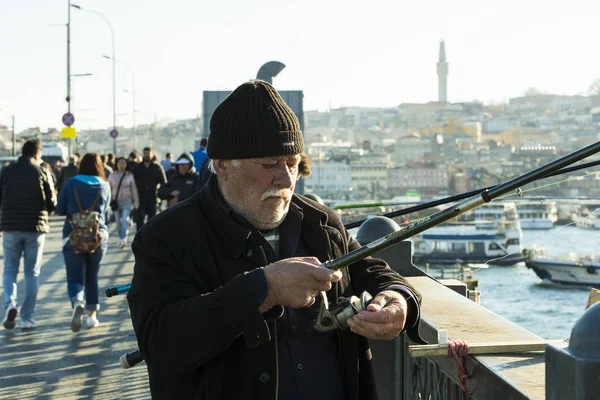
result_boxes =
[2,232,46,320]
[63,232,108,311]
[114,200,133,240]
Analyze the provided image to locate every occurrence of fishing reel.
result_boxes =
[314,291,373,332]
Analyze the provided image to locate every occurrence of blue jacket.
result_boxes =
[56,175,111,239]
[191,148,207,171]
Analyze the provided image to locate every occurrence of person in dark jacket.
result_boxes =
[132,147,166,231]
[1,140,57,330]
[56,155,79,194]
[127,81,422,400]
[56,153,111,332]
[106,153,115,170]
[100,154,113,178]
[158,152,202,207]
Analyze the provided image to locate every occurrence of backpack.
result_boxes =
[69,188,103,254]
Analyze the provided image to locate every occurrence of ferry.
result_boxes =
[525,249,600,287]
[412,218,525,266]
[471,201,519,226]
[515,200,557,229]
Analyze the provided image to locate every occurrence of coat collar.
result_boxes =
[293,194,335,261]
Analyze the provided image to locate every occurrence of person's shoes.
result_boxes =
[3,304,17,329]
[71,301,84,333]
[21,319,37,330]
[86,316,100,329]
[119,239,126,249]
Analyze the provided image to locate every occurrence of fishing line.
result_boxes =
[337,169,600,279]
[451,207,600,280]
[496,171,600,200]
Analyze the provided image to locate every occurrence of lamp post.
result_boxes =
[71,3,116,154]
[103,55,136,152]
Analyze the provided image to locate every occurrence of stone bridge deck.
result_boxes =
[0,216,150,399]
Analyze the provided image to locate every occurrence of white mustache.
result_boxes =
[261,187,291,201]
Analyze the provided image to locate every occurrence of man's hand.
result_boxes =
[346,290,407,340]
[260,257,342,312]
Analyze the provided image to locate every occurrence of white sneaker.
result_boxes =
[21,319,37,329]
[119,239,126,249]
[3,304,17,330]
[86,316,100,329]
[71,301,84,333]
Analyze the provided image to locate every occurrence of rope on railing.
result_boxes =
[447,339,472,396]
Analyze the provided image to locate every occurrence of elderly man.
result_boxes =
[127,81,421,400]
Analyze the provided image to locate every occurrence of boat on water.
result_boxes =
[515,200,557,229]
[525,249,600,287]
[412,217,526,266]
[573,207,600,229]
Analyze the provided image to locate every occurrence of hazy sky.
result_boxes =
[1,0,599,131]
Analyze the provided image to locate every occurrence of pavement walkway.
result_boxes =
[0,216,150,399]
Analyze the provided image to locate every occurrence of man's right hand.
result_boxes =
[260,257,343,312]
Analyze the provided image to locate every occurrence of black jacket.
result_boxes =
[56,163,78,194]
[132,161,167,204]
[128,175,422,400]
[0,157,57,233]
[197,158,211,190]
[158,153,203,204]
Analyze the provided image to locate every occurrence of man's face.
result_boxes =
[143,150,152,162]
[219,154,301,230]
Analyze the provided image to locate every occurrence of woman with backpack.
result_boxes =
[56,153,111,332]
[109,157,139,249]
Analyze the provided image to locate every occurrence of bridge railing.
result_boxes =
[362,229,548,400]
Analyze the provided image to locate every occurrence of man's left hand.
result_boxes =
[346,290,407,340]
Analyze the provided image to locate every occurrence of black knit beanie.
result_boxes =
[207,80,304,159]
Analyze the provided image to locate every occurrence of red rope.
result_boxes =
[447,339,472,396]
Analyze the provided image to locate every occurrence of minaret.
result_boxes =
[437,40,449,103]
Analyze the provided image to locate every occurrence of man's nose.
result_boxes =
[273,163,295,189]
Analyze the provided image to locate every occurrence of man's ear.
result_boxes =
[212,159,229,181]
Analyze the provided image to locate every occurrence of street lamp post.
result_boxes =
[103,56,136,151]
[67,0,72,157]
[71,4,116,154]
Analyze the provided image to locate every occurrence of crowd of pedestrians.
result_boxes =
[0,137,217,332]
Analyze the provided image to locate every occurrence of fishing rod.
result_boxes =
[343,158,600,229]
[117,143,600,367]
[314,141,600,331]
[108,158,600,297]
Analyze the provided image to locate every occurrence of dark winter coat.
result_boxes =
[127,175,422,400]
[132,161,167,204]
[0,157,57,233]
[56,163,78,194]
[157,152,203,204]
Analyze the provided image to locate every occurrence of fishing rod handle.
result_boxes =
[120,349,144,369]
[106,284,132,298]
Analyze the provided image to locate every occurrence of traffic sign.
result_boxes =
[62,112,75,127]
[109,129,119,139]
[61,127,77,139]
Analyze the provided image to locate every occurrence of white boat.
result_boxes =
[412,218,525,266]
[573,208,600,230]
[525,249,600,288]
[515,200,557,229]
[471,202,519,227]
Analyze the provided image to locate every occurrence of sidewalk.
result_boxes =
[0,216,150,399]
